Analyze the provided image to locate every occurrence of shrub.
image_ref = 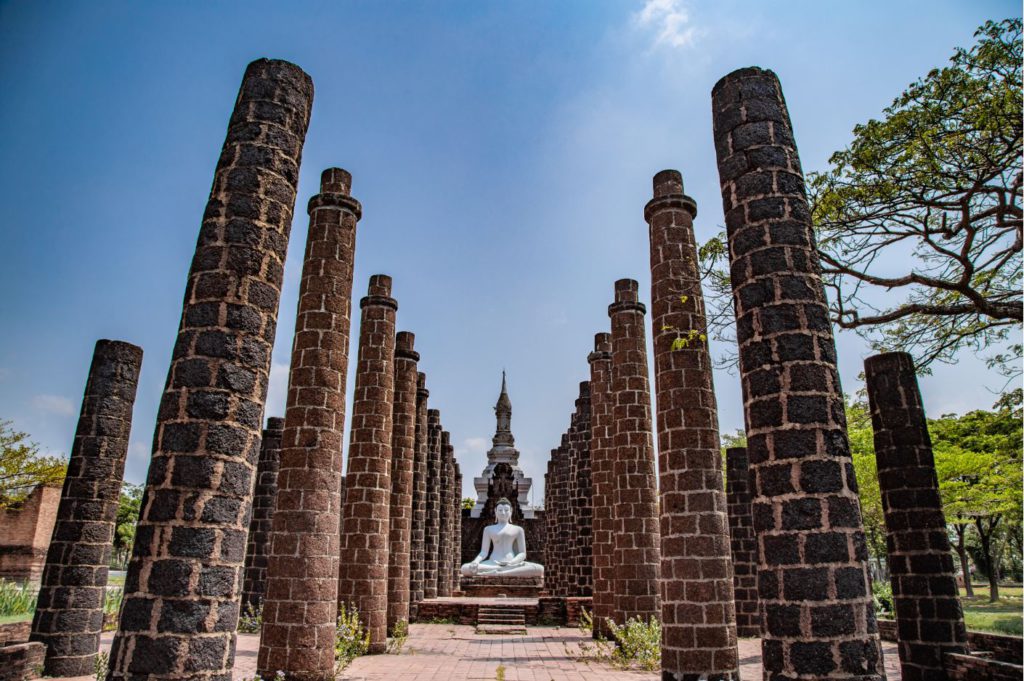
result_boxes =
[335,603,370,672]
[0,580,35,617]
[238,602,262,634]
[387,618,408,654]
[606,616,661,671]
[872,580,894,617]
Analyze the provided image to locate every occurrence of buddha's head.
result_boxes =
[495,498,512,523]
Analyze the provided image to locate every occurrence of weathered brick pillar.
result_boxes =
[407,374,428,606]
[588,332,617,635]
[387,332,419,632]
[645,170,738,680]
[258,168,361,680]
[544,460,556,589]
[109,58,313,681]
[712,67,885,680]
[725,447,759,638]
[437,430,453,597]
[31,340,142,677]
[565,416,580,595]
[453,460,463,589]
[571,382,593,597]
[608,278,661,622]
[241,417,284,611]
[444,437,458,594]
[423,409,442,599]
[409,373,429,609]
[865,352,967,680]
[337,275,397,654]
[553,436,572,596]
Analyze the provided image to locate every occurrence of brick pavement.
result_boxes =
[69,624,902,680]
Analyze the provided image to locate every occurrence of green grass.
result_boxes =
[0,613,32,625]
[959,585,1023,636]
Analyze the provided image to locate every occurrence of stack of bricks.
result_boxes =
[645,169,739,679]
[423,409,442,599]
[725,447,759,638]
[437,430,453,597]
[241,416,284,611]
[108,58,313,681]
[386,332,419,632]
[31,340,143,677]
[337,275,398,654]
[259,167,360,679]
[608,279,661,622]
[409,373,429,608]
[712,66,884,680]
[864,351,967,680]
[587,332,616,634]
[569,382,593,597]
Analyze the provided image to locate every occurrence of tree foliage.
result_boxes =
[0,419,66,509]
[702,19,1023,375]
[113,483,143,568]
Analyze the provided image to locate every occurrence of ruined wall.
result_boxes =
[0,485,61,581]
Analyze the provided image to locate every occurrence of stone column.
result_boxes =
[544,461,556,590]
[865,352,967,681]
[565,416,580,595]
[337,275,397,654]
[453,460,463,588]
[409,374,429,609]
[423,410,442,599]
[725,448,759,638]
[31,340,142,677]
[645,170,739,680]
[387,332,419,632]
[436,430,453,597]
[241,417,284,611]
[608,278,661,623]
[444,438,458,595]
[712,67,884,680]
[108,58,313,681]
[570,382,593,597]
[588,332,617,635]
[258,168,361,680]
[553,437,572,596]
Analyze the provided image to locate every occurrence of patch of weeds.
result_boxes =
[386,618,408,654]
[335,602,370,673]
[572,615,661,672]
[237,601,263,634]
[495,663,506,681]
[93,651,109,681]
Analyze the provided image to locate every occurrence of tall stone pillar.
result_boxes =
[337,275,398,654]
[31,340,142,677]
[258,168,361,680]
[543,461,556,590]
[608,279,661,622]
[108,58,313,681]
[437,430,453,597]
[588,332,617,635]
[570,382,593,596]
[865,352,967,681]
[241,417,284,611]
[453,460,463,586]
[645,170,739,680]
[725,448,759,638]
[712,67,884,680]
[553,437,572,596]
[444,438,458,594]
[387,332,419,631]
[409,373,429,609]
[423,409,442,599]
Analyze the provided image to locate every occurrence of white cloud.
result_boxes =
[461,436,489,455]
[264,361,291,422]
[633,0,702,49]
[32,394,76,417]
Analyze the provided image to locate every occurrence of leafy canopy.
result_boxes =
[0,419,66,509]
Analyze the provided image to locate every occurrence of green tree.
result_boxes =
[113,483,143,568]
[462,497,475,511]
[0,419,66,508]
[845,399,888,577]
[702,19,1023,375]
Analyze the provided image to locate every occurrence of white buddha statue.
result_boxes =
[461,499,544,578]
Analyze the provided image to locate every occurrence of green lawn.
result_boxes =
[959,585,1023,636]
[0,613,32,625]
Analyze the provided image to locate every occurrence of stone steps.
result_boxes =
[476,605,527,635]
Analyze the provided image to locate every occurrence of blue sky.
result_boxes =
[0,0,1019,503]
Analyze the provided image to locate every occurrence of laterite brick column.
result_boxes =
[241,417,284,611]
[565,419,580,594]
[31,340,143,677]
[608,279,661,622]
[337,275,398,654]
[437,430,453,597]
[865,352,966,681]
[570,382,593,597]
[645,170,739,680]
[423,410,442,599]
[543,460,557,590]
[588,332,617,634]
[725,448,759,638]
[444,438,458,594]
[712,67,884,680]
[258,168,361,680]
[387,332,419,632]
[109,58,313,681]
[410,373,429,608]
[453,460,463,588]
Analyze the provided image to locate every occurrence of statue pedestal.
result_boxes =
[459,575,544,598]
